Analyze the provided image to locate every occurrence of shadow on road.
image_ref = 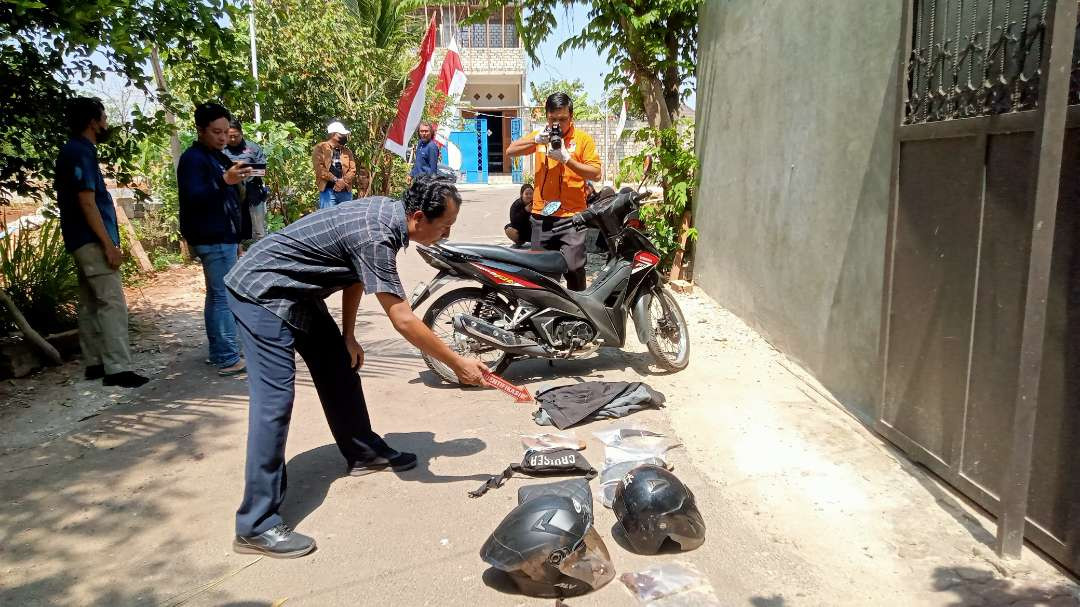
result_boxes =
[0,297,250,606]
[280,432,490,527]
[409,348,679,390]
[931,566,1078,606]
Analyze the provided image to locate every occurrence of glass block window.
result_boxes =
[488,17,503,47]
[471,22,486,48]
[503,23,517,48]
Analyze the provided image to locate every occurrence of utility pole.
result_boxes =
[249,0,261,123]
[602,89,609,185]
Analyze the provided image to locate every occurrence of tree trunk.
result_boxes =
[668,210,693,282]
[150,45,190,259]
[114,202,153,273]
[0,290,62,365]
[638,74,673,130]
[150,46,182,171]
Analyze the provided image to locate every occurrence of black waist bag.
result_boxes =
[468,448,598,498]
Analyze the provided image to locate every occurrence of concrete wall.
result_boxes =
[571,119,650,182]
[693,1,903,420]
[457,47,525,76]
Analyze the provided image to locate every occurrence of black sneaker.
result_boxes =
[102,371,150,388]
[85,364,105,380]
[233,523,315,559]
[347,450,418,476]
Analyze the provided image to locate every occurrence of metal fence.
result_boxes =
[905,0,1054,123]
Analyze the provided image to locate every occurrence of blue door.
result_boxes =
[449,130,479,183]
[510,117,524,184]
[461,118,488,184]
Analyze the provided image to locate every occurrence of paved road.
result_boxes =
[1,185,1075,606]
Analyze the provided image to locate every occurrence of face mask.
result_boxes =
[96,124,114,144]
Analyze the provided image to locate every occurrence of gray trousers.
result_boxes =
[72,243,132,374]
[250,201,267,240]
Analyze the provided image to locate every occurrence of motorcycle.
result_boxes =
[409,181,691,385]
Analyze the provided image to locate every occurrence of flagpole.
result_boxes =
[249,0,261,123]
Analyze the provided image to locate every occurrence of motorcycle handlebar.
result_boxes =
[551,191,648,235]
[551,212,589,235]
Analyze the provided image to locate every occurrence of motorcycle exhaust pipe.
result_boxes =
[452,314,552,358]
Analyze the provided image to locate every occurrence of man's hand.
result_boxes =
[333,178,348,192]
[224,162,249,185]
[548,143,572,165]
[345,335,365,370]
[533,128,551,145]
[104,244,123,269]
[452,356,489,386]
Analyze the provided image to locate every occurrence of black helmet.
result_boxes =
[612,464,705,554]
[480,494,615,598]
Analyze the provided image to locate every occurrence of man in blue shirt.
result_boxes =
[178,103,251,376]
[54,97,148,388]
[410,121,439,179]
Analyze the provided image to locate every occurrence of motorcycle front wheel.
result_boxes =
[421,287,514,384]
[645,287,691,371]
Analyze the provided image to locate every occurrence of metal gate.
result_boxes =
[458,118,488,184]
[882,0,1080,572]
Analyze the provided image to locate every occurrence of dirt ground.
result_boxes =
[1,185,1077,606]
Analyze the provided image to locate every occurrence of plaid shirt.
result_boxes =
[225,196,408,332]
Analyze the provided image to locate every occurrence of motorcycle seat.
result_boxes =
[440,242,568,275]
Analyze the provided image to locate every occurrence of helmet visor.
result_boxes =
[666,506,706,551]
[557,527,615,591]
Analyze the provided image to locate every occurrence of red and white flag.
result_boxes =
[384,14,439,158]
[433,37,467,147]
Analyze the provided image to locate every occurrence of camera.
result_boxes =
[548,123,563,151]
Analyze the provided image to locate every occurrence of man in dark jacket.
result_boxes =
[178,102,251,376]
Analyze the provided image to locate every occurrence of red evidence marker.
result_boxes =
[481,369,533,403]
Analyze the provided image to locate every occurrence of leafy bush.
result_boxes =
[150,249,186,271]
[0,220,79,336]
[618,119,698,271]
[250,120,317,227]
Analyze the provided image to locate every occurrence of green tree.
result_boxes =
[0,0,246,203]
[250,0,422,194]
[471,0,699,129]
[347,0,428,51]
[529,78,603,120]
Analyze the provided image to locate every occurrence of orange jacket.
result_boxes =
[529,125,601,217]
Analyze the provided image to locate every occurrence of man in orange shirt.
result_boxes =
[506,92,602,290]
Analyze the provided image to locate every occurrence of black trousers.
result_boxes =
[229,292,389,536]
[531,214,587,291]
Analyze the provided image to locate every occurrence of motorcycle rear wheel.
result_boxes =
[421,287,514,384]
